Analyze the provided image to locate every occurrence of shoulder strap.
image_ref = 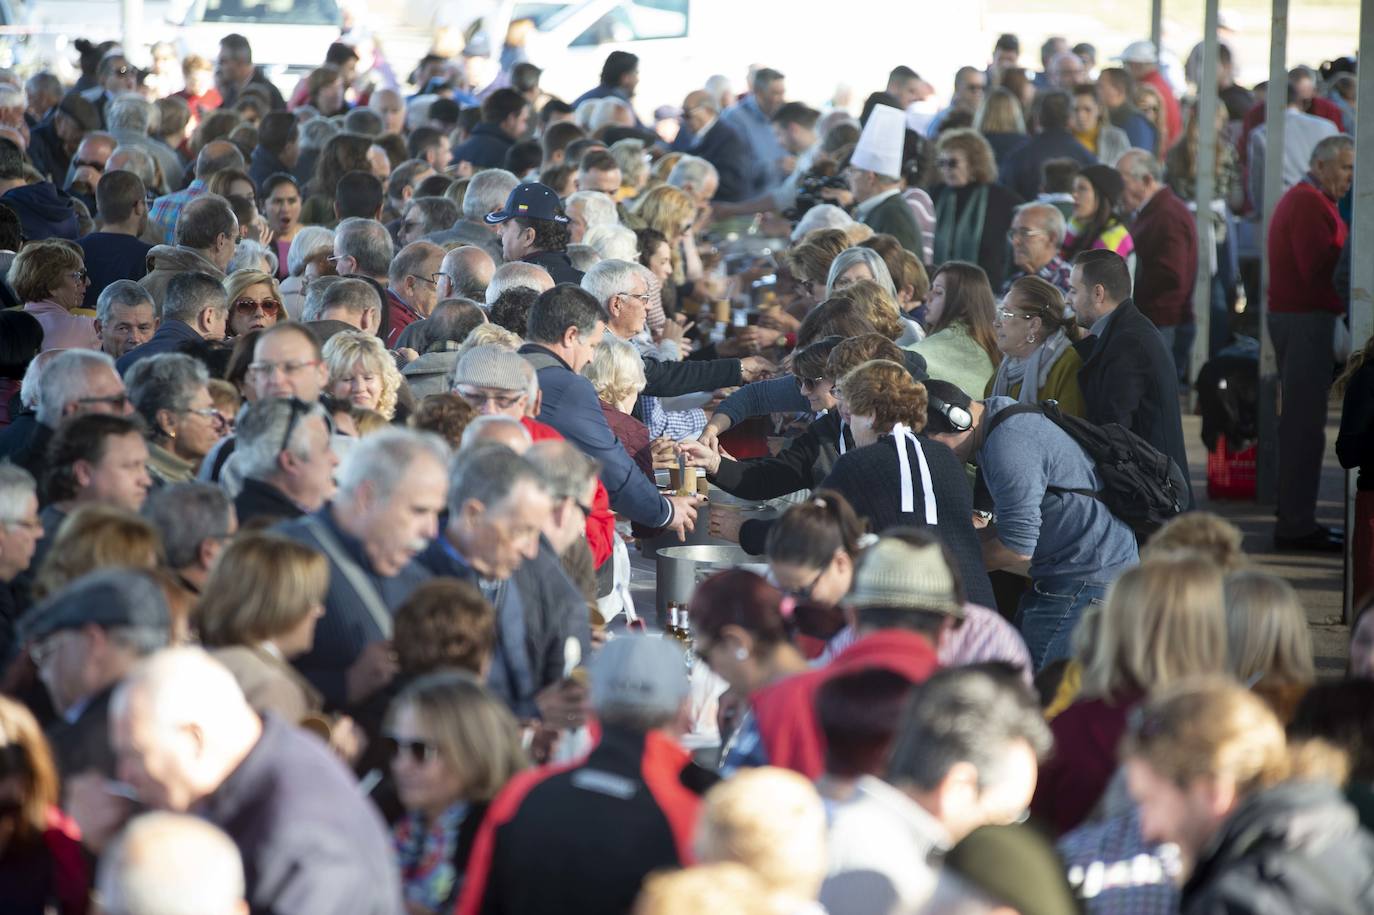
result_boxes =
[301,515,394,639]
[985,402,1100,500]
[982,402,1045,441]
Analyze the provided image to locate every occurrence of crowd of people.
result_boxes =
[0,20,1368,915]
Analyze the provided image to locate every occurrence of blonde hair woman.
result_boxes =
[33,504,162,599]
[197,532,329,723]
[633,184,702,315]
[457,323,522,356]
[387,671,527,915]
[696,767,828,914]
[323,330,404,420]
[1224,570,1315,723]
[1142,511,1247,569]
[635,864,772,915]
[1032,556,1227,835]
[585,336,651,477]
[223,268,283,337]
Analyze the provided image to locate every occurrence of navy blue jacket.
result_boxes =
[115,319,203,376]
[250,146,294,194]
[690,118,752,203]
[2,182,78,241]
[27,121,70,183]
[519,343,672,528]
[451,122,516,171]
[998,129,1097,201]
[77,232,152,310]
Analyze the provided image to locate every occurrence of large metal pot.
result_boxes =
[655,544,769,626]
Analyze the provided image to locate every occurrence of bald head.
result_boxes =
[195,140,246,181]
[439,245,496,301]
[98,812,247,915]
[683,89,717,115]
[460,414,533,453]
[485,261,555,306]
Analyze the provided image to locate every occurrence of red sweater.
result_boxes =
[1130,188,1198,328]
[1267,179,1348,315]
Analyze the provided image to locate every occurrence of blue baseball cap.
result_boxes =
[484,182,571,225]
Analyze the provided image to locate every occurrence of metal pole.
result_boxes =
[1189,0,1219,397]
[1344,0,1374,622]
[1255,0,1288,505]
[121,0,142,65]
[1151,0,1164,66]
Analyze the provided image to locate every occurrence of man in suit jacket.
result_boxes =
[681,89,751,203]
[1068,250,1194,509]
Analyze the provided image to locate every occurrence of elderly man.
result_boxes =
[681,90,750,203]
[307,277,382,333]
[97,813,247,915]
[28,90,99,183]
[0,465,39,654]
[1002,203,1071,297]
[485,261,554,306]
[563,190,617,246]
[120,272,228,373]
[369,87,406,136]
[147,141,245,245]
[63,131,116,211]
[140,195,238,305]
[214,33,286,110]
[94,281,158,359]
[231,397,337,525]
[425,167,515,260]
[666,155,720,212]
[105,648,399,913]
[0,349,131,476]
[104,96,179,196]
[384,240,445,346]
[486,182,583,284]
[1267,134,1354,552]
[79,171,153,308]
[437,245,495,302]
[143,483,237,594]
[276,429,447,707]
[520,285,698,537]
[24,569,170,780]
[1117,149,1198,382]
[420,443,590,720]
[927,66,988,137]
[1048,51,1089,88]
[332,216,393,292]
[721,67,789,196]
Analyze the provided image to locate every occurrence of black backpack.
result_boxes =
[984,401,1188,537]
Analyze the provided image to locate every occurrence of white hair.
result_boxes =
[335,427,450,501]
[791,204,854,241]
[459,414,531,451]
[825,247,896,298]
[485,261,554,306]
[286,225,335,277]
[0,462,36,521]
[1014,201,1067,247]
[565,191,618,231]
[107,146,157,186]
[98,812,246,915]
[227,238,278,275]
[584,223,638,261]
[236,398,329,481]
[463,168,520,221]
[107,93,153,133]
[667,155,719,193]
[0,82,26,110]
[36,349,119,425]
[581,258,649,309]
[576,96,633,134]
[583,334,646,404]
[96,279,155,325]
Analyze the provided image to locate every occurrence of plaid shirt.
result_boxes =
[1002,255,1072,300]
[642,395,706,440]
[148,179,208,245]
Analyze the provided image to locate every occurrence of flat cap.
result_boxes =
[22,568,170,643]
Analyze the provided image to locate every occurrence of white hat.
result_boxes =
[1116,40,1158,64]
[851,104,906,179]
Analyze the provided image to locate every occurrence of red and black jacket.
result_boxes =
[455,727,716,915]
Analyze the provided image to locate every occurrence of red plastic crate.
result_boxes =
[1207,433,1257,500]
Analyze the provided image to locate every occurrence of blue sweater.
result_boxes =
[978,397,1137,581]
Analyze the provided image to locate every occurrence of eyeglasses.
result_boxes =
[383,735,438,764]
[72,159,105,173]
[996,309,1036,322]
[247,359,321,379]
[455,386,524,410]
[0,516,40,534]
[936,157,963,169]
[68,269,90,283]
[767,564,826,601]
[408,274,437,287]
[183,406,227,427]
[232,297,282,316]
[1006,227,1047,242]
[110,65,134,77]
[75,392,130,409]
[618,291,651,303]
[795,374,826,393]
[277,397,312,455]
[431,272,453,287]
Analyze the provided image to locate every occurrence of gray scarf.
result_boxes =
[990,329,1072,403]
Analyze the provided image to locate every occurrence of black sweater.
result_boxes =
[712,412,848,501]
[1338,360,1374,490]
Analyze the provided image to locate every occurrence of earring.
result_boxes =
[735,647,749,661]
[1026,334,1036,344]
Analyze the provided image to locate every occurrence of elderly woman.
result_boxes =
[125,352,228,484]
[198,532,328,723]
[12,240,97,352]
[585,335,652,478]
[223,268,283,337]
[906,261,1001,399]
[323,330,404,421]
[859,233,930,321]
[280,225,335,319]
[821,358,994,607]
[825,253,923,344]
[986,275,1085,415]
[264,174,304,280]
[930,128,1024,285]
[387,672,526,915]
[1062,164,1136,276]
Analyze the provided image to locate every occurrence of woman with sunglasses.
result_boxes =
[985,275,1086,416]
[386,671,526,915]
[198,532,328,724]
[223,269,283,337]
[765,490,867,611]
[930,128,1024,286]
[12,240,97,353]
[690,569,810,776]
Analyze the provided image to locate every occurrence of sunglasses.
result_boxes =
[73,159,105,173]
[232,297,282,316]
[277,397,312,454]
[384,735,438,764]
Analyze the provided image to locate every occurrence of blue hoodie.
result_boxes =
[3,181,79,241]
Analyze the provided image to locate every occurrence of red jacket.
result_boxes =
[1267,179,1348,315]
[1140,70,1182,146]
[385,289,424,348]
[1130,187,1198,328]
[521,417,615,567]
[750,629,939,779]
